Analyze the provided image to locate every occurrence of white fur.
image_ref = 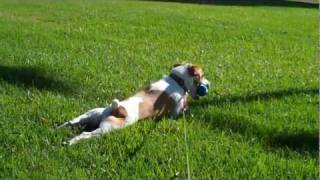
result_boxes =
[201,78,210,86]
[117,96,143,125]
[68,121,120,145]
[151,76,185,101]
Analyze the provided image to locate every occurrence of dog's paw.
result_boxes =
[62,141,69,145]
[67,138,78,145]
[111,99,120,109]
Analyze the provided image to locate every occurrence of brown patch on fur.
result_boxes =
[106,116,126,127]
[110,106,127,118]
[102,106,127,127]
[187,64,204,83]
[153,91,176,117]
[135,88,176,120]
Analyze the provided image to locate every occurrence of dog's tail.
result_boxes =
[111,99,120,110]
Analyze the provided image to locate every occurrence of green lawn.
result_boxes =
[0,0,318,179]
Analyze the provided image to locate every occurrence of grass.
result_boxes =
[0,0,318,179]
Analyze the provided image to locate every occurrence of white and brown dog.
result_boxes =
[58,63,209,145]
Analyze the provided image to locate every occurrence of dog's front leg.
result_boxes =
[171,95,188,118]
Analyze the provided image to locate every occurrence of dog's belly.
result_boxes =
[115,96,142,125]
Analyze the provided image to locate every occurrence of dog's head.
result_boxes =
[171,63,210,99]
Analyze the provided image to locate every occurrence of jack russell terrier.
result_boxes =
[58,63,210,145]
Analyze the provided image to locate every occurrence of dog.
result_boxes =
[58,63,210,145]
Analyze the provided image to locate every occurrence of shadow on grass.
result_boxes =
[190,87,318,156]
[268,131,318,153]
[0,65,76,95]
[191,87,318,108]
[195,110,318,157]
[143,0,318,8]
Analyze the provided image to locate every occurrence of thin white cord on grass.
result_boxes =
[183,111,191,180]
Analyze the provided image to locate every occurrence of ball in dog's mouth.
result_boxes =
[197,83,209,96]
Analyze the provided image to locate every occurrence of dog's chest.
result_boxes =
[149,77,185,102]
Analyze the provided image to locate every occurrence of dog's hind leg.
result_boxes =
[67,115,124,145]
[58,107,112,129]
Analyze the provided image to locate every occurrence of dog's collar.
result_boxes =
[169,73,188,93]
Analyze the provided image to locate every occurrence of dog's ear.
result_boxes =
[187,64,202,81]
[172,63,183,68]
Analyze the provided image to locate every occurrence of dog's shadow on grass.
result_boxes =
[143,0,318,8]
[0,65,75,95]
[189,87,318,156]
[192,88,318,108]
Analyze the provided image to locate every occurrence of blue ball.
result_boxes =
[197,84,209,96]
